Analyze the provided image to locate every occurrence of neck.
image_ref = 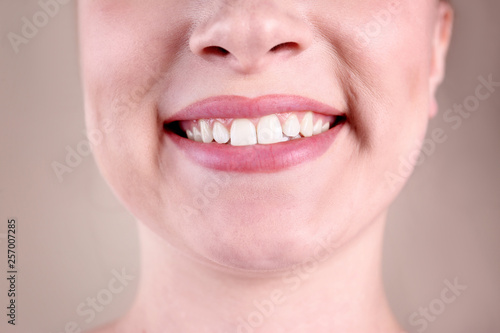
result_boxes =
[115,214,402,333]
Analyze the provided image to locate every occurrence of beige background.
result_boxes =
[1,1,499,332]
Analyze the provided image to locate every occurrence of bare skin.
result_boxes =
[78,0,453,332]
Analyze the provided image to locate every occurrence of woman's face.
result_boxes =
[79,0,452,271]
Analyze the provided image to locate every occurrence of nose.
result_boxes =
[189,1,313,74]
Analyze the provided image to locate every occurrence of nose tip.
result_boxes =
[189,2,313,73]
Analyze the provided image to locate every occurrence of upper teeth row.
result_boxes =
[185,112,332,146]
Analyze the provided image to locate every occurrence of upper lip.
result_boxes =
[163,95,344,123]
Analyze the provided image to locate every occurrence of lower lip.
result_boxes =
[164,122,345,173]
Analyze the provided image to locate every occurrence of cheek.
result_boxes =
[79,0,193,123]
[354,6,434,145]
[78,6,173,224]
[79,4,197,177]
[316,2,436,212]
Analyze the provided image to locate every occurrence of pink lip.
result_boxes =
[164,95,344,122]
[163,95,346,173]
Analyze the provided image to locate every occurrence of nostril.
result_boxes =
[269,42,299,53]
[203,46,230,56]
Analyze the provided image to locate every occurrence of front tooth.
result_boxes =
[193,127,203,142]
[313,119,323,135]
[283,114,300,137]
[258,114,283,144]
[230,119,257,146]
[213,121,230,144]
[200,120,214,143]
[300,112,314,137]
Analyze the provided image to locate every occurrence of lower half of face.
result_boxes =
[79,0,439,271]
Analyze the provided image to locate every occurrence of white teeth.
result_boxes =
[186,129,194,140]
[283,114,300,137]
[200,120,214,143]
[230,119,257,146]
[300,112,314,137]
[257,114,283,144]
[313,119,323,135]
[183,112,338,145]
[193,127,203,142]
[213,121,230,144]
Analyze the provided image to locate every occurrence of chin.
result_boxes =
[166,204,344,272]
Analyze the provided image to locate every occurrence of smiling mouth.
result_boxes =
[162,95,346,172]
[164,111,345,146]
